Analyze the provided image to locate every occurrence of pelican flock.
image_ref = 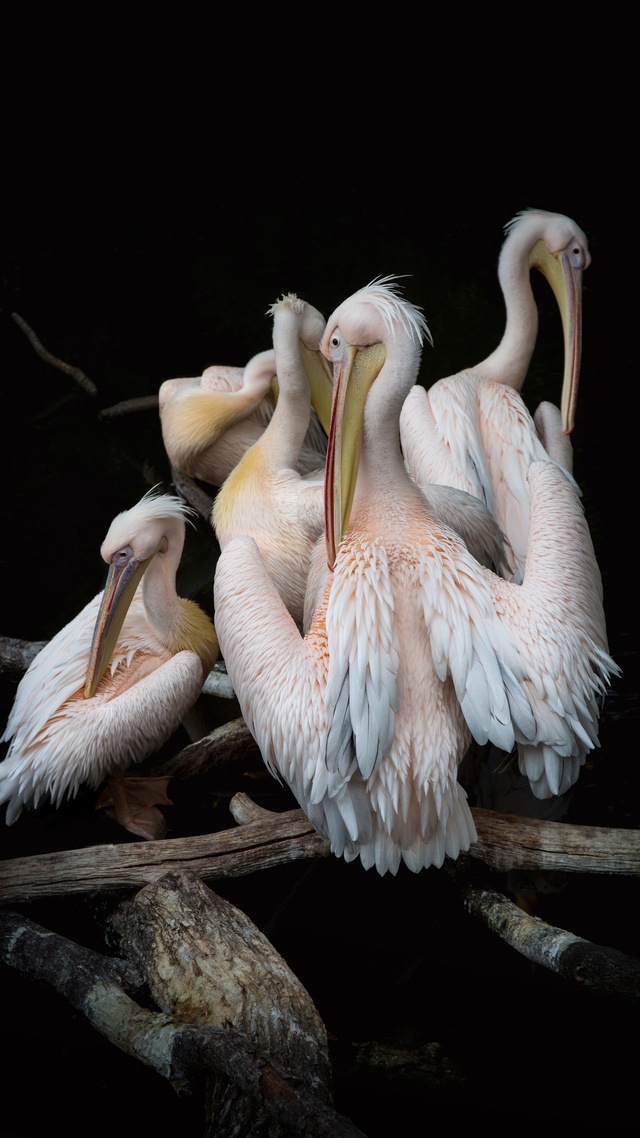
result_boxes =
[1,208,621,877]
[215,276,618,873]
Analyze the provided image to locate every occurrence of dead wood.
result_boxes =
[100,394,159,418]
[170,468,216,521]
[470,807,640,875]
[0,635,48,679]
[11,312,98,396]
[109,870,333,1136]
[154,717,262,781]
[1,786,638,907]
[0,877,366,1138]
[445,857,640,1000]
[0,801,330,904]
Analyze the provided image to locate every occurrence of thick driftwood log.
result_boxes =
[0,898,366,1138]
[471,807,640,875]
[109,870,333,1137]
[1,794,639,907]
[445,857,640,1000]
[0,801,330,904]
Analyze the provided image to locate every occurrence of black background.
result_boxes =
[1,119,637,1137]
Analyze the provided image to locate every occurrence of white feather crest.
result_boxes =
[349,275,433,348]
[105,487,195,542]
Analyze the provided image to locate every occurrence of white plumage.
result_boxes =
[400,209,590,581]
[215,279,618,875]
[159,349,328,488]
[212,293,330,630]
[0,491,218,823]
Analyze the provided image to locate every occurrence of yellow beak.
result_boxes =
[324,341,386,568]
[84,551,152,698]
[529,239,584,434]
[300,342,334,436]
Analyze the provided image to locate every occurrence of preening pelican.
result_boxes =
[0,491,219,824]
[214,278,619,875]
[159,349,329,488]
[400,209,590,580]
[212,294,331,630]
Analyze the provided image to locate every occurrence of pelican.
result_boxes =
[159,348,329,488]
[212,294,508,634]
[0,491,219,824]
[212,294,331,630]
[214,278,618,875]
[400,208,590,580]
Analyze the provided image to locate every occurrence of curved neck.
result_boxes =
[263,317,312,470]
[473,221,540,390]
[357,337,421,503]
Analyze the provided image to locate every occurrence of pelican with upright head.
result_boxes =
[400,209,591,579]
[215,278,617,874]
[0,491,219,825]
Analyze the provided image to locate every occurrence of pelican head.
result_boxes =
[266,293,333,432]
[503,209,590,434]
[84,492,196,698]
[321,277,432,567]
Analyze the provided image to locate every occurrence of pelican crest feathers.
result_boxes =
[351,276,433,347]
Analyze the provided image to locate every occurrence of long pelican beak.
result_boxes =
[324,341,386,568]
[84,549,153,698]
[529,239,584,434]
[300,343,334,435]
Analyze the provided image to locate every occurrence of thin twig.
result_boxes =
[100,395,159,419]
[11,312,98,396]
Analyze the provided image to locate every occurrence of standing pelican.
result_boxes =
[159,348,329,487]
[212,293,508,636]
[400,209,590,580]
[0,491,219,824]
[215,279,617,874]
[212,294,331,630]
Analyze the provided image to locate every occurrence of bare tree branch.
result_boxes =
[11,312,98,396]
[0,800,330,904]
[1,788,638,907]
[445,857,640,1001]
[100,395,159,418]
[0,635,47,679]
[470,807,640,875]
[170,469,215,521]
[0,877,367,1138]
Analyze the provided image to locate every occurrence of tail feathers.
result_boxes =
[518,742,583,799]
[314,776,476,875]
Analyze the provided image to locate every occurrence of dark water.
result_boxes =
[1,184,638,1135]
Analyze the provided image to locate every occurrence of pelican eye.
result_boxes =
[326,329,345,364]
[566,242,587,270]
[113,546,133,567]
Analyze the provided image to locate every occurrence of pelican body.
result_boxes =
[0,492,218,822]
[214,279,618,876]
[212,294,331,630]
[160,349,328,488]
[400,209,590,580]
